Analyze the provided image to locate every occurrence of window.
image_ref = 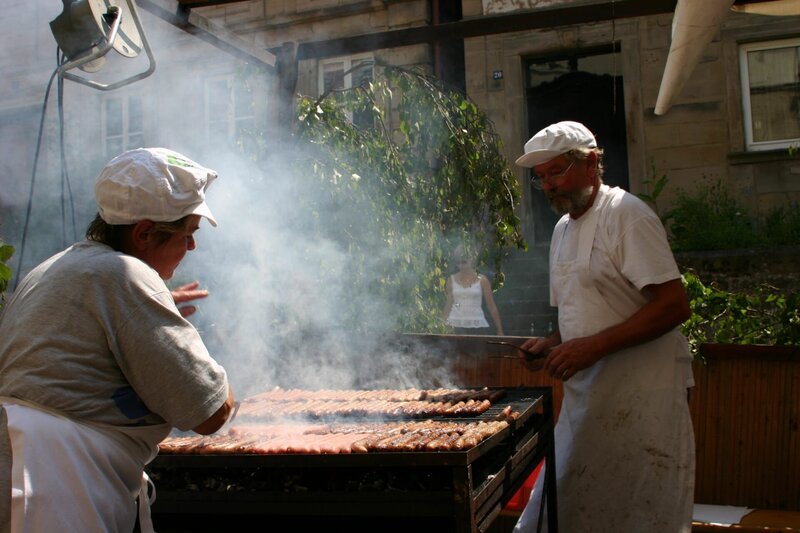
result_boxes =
[103,94,143,159]
[739,38,800,151]
[205,76,255,147]
[318,56,374,128]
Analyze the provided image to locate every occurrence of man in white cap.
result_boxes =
[513,122,695,532]
[0,148,235,533]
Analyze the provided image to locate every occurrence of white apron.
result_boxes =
[516,187,695,533]
[3,398,170,533]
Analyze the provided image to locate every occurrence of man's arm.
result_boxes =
[536,278,690,380]
[192,384,235,435]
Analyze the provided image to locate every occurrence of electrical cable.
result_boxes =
[57,59,78,245]
[11,50,63,289]
[611,0,617,115]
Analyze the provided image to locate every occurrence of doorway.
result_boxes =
[524,45,629,244]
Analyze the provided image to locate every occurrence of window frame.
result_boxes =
[204,74,256,146]
[738,37,800,152]
[102,92,144,159]
[318,55,375,129]
[317,55,374,96]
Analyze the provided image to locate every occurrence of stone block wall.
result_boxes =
[492,245,556,337]
[676,245,800,292]
[492,245,800,338]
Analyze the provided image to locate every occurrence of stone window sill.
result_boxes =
[728,149,799,165]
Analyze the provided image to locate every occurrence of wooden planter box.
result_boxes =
[690,343,800,511]
[698,343,800,360]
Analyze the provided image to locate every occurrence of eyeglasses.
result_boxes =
[531,161,574,190]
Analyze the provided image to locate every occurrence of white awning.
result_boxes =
[654,0,734,116]
[655,0,800,116]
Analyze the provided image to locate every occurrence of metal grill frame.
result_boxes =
[147,387,557,533]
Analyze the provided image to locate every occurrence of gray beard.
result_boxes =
[547,185,594,215]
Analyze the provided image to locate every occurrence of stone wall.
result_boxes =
[675,245,800,292]
[493,245,555,337]
[492,245,800,337]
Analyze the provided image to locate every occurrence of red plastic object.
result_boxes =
[504,460,544,512]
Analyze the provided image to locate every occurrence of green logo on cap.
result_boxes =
[166,154,194,168]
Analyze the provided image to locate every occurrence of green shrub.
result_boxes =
[638,173,800,353]
[682,271,800,357]
[644,173,800,252]
[664,180,758,252]
[761,203,800,247]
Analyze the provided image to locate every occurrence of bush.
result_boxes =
[664,180,758,252]
[639,173,800,353]
[762,203,800,247]
[682,271,800,358]
[640,169,800,252]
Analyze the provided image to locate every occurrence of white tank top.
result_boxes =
[446,275,490,328]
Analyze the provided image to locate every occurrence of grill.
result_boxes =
[146,386,557,533]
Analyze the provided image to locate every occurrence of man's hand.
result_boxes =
[171,281,209,318]
[542,336,605,381]
[519,337,553,372]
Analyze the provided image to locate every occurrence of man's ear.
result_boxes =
[586,151,599,178]
[130,220,156,250]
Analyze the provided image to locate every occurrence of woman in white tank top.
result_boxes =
[442,245,504,335]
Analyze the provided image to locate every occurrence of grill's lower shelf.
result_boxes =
[146,387,558,533]
[151,512,464,533]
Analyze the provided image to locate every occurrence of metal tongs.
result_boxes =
[486,340,547,360]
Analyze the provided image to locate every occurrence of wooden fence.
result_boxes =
[404,335,800,511]
[690,344,800,511]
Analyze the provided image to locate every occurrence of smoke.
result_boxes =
[183,149,461,397]
[0,0,460,397]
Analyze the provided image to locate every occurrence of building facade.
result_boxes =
[2,0,798,334]
[185,0,800,333]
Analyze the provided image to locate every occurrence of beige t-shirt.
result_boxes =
[0,240,228,429]
[0,240,230,531]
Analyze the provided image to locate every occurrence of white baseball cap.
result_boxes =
[95,148,218,226]
[515,121,597,168]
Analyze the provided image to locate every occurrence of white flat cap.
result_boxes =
[95,147,218,226]
[515,121,597,168]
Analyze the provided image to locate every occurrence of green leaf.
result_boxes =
[0,244,14,262]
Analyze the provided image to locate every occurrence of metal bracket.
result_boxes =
[58,0,156,91]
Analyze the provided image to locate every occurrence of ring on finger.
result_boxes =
[562,369,568,379]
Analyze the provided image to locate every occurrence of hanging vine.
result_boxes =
[292,63,526,332]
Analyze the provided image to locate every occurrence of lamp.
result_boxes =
[49,0,155,90]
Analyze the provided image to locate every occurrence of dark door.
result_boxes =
[525,49,629,244]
